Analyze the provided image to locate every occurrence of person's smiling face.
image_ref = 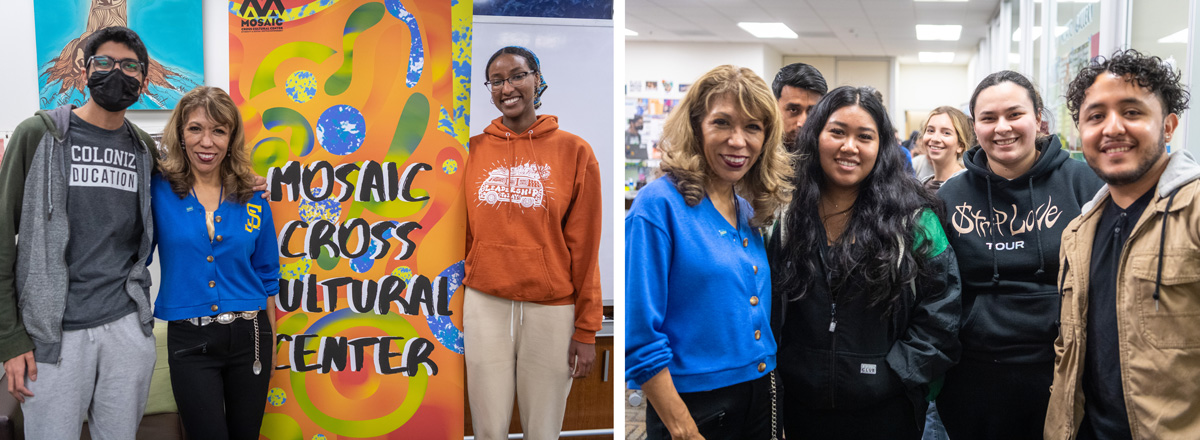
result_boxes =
[488,53,538,124]
[183,107,230,180]
[1078,72,1176,186]
[923,112,963,166]
[973,81,1041,174]
[818,104,879,191]
[701,93,765,188]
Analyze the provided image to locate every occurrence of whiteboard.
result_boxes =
[470,16,616,301]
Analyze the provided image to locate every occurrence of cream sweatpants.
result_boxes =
[464,286,575,440]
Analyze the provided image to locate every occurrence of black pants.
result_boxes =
[937,358,1053,440]
[784,393,920,440]
[168,314,273,440]
[646,374,774,440]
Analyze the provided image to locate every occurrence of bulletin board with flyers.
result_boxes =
[624,79,688,200]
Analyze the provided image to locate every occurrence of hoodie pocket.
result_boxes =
[835,352,905,409]
[960,290,1061,355]
[1131,250,1200,349]
[465,242,555,300]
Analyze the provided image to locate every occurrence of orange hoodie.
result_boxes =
[464,115,603,344]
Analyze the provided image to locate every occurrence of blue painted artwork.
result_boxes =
[384,0,425,88]
[285,70,318,103]
[426,261,465,355]
[315,104,367,155]
[33,0,204,110]
[474,0,613,19]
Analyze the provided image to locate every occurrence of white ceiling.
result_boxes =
[626,0,1004,64]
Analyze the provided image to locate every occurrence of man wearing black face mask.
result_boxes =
[0,26,160,439]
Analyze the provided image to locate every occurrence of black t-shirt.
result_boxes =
[1078,188,1155,440]
[62,112,141,330]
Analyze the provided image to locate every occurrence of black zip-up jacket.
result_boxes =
[770,210,962,414]
[937,135,1103,363]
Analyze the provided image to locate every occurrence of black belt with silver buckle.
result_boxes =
[182,311,259,326]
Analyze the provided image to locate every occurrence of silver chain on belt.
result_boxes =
[770,371,778,440]
[252,316,262,375]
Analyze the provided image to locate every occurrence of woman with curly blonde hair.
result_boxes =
[626,65,793,440]
[150,86,279,439]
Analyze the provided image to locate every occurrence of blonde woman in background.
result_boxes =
[919,106,974,193]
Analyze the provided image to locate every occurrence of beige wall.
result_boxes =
[626,41,778,84]
[896,63,972,132]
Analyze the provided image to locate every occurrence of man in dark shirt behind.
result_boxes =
[1046,49,1200,439]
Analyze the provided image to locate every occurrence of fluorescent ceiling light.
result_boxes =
[1158,29,1188,43]
[919,52,955,63]
[1012,26,1068,42]
[1034,0,1098,3]
[737,22,799,39]
[915,0,968,2]
[625,28,639,36]
[916,25,962,41]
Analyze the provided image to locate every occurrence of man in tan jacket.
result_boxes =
[1047,49,1198,439]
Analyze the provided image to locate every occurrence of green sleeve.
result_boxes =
[913,208,949,257]
[0,116,49,361]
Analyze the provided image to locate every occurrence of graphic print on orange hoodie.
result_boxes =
[464,115,603,344]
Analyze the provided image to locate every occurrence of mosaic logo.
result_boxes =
[239,0,285,32]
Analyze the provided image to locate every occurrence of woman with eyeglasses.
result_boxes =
[769,86,961,439]
[462,46,603,440]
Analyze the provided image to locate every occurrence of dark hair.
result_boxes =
[1066,49,1191,124]
[969,70,1043,120]
[83,26,150,77]
[631,114,643,124]
[485,46,547,109]
[775,86,943,317]
[772,63,828,99]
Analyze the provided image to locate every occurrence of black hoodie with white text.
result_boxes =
[937,135,1103,363]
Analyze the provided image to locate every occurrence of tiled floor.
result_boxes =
[625,389,646,439]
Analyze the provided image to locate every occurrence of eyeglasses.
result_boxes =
[484,71,536,91]
[88,55,144,76]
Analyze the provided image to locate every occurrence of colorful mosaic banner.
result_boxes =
[230,0,472,438]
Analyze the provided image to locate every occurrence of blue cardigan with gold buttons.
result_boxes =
[150,173,280,321]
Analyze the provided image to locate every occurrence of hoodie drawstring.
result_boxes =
[1153,189,1180,312]
[1029,179,1047,277]
[509,300,525,341]
[986,178,1000,285]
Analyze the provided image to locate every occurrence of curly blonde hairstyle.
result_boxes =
[919,105,975,160]
[659,65,794,227]
[157,86,257,203]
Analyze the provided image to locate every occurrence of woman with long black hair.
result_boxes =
[769,86,961,439]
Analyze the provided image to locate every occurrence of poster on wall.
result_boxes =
[230,0,472,438]
[32,0,204,110]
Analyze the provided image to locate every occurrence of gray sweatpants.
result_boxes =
[21,312,157,440]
